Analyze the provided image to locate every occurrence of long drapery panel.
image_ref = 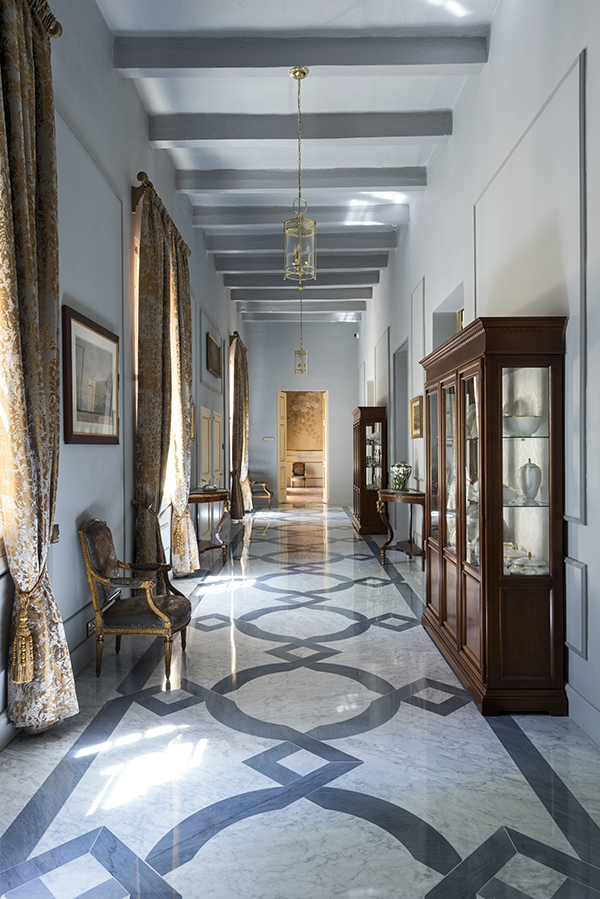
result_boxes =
[168,228,199,575]
[135,188,198,576]
[230,335,252,520]
[0,0,78,731]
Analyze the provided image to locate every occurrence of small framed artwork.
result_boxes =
[206,332,222,378]
[410,395,423,439]
[62,305,119,444]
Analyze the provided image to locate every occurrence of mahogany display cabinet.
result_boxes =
[421,317,567,715]
[352,406,387,534]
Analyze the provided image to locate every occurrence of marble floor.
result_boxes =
[1,504,600,899]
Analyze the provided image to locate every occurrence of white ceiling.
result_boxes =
[94,0,501,320]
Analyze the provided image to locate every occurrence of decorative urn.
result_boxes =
[518,458,542,504]
[391,462,412,491]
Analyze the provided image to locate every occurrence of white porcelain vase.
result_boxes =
[518,458,542,503]
[391,462,412,491]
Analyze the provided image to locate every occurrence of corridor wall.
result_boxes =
[359,0,600,744]
[0,0,238,749]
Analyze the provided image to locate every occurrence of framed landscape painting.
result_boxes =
[62,305,119,444]
[207,331,222,378]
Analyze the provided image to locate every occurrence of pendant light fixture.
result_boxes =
[284,66,315,375]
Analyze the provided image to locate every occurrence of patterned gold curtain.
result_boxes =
[169,231,199,576]
[134,189,198,576]
[230,335,253,519]
[0,0,78,731]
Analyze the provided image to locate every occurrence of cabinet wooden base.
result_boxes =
[422,611,568,716]
[352,515,387,535]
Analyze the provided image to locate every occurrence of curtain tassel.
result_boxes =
[10,607,34,684]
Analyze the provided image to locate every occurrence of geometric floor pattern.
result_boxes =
[1,504,600,898]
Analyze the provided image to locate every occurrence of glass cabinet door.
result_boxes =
[463,375,480,568]
[428,392,439,541]
[443,385,457,551]
[501,367,550,576]
[365,420,383,490]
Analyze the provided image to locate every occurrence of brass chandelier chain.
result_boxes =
[297,74,302,203]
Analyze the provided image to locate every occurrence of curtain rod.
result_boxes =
[131,171,154,213]
[29,0,62,37]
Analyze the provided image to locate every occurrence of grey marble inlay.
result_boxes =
[478,878,536,899]
[488,718,600,866]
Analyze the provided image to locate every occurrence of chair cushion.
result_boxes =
[103,594,191,630]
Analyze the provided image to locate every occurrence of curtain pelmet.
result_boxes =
[0,0,77,731]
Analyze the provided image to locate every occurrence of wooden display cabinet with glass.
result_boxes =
[422,317,567,715]
[352,406,387,534]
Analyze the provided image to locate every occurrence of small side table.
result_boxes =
[376,488,426,568]
[188,488,230,562]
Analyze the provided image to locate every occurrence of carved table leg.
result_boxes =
[377,500,394,565]
[215,499,230,562]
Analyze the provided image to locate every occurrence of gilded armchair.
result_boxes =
[249,474,274,509]
[79,518,191,680]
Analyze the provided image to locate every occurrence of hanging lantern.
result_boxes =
[284,66,315,374]
[284,66,316,285]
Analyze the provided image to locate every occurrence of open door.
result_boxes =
[322,390,329,503]
[277,390,287,504]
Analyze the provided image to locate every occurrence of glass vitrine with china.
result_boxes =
[422,317,567,716]
[352,407,387,535]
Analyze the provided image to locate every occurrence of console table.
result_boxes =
[376,489,425,568]
[188,488,230,562]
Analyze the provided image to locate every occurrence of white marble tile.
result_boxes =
[40,856,111,899]
[495,854,567,898]
[166,800,443,899]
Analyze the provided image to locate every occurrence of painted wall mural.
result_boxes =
[287,391,323,451]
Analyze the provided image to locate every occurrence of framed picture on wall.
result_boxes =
[62,305,119,444]
[206,331,222,378]
[410,395,423,439]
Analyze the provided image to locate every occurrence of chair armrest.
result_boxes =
[123,561,173,574]
[107,576,154,589]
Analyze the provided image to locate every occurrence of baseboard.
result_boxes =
[566,684,600,748]
[70,638,95,678]
[0,710,19,751]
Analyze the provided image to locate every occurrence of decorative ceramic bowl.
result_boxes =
[202,484,219,492]
[502,485,518,505]
[390,462,412,491]
[509,554,549,576]
[502,415,542,437]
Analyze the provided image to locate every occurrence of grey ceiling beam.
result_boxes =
[177,167,426,192]
[230,287,373,302]
[150,112,451,146]
[194,205,409,226]
[224,271,379,288]
[114,35,488,77]
[207,232,397,254]
[240,300,367,313]
[215,253,388,273]
[242,311,362,322]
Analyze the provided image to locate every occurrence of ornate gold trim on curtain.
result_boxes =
[0,0,77,731]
